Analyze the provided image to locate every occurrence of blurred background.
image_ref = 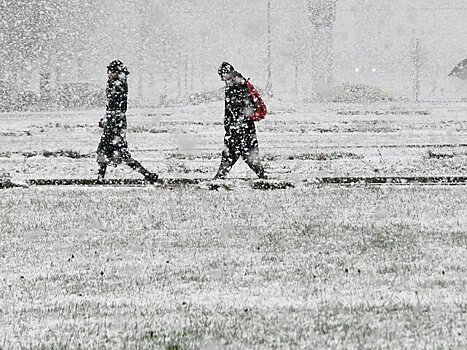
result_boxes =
[1,0,467,111]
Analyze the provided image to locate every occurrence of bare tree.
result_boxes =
[266,0,273,98]
[413,38,422,102]
[288,24,309,98]
[0,1,60,86]
[306,0,337,97]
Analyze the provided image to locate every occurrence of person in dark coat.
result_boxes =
[97,60,158,182]
[214,62,266,180]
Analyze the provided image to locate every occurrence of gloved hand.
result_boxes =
[99,117,107,128]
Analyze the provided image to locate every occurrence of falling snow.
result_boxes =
[1,1,467,349]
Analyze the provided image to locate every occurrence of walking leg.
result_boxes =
[243,147,266,179]
[214,147,240,180]
[97,163,107,180]
[124,157,158,183]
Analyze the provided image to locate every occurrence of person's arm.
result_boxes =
[100,84,112,128]
[118,81,128,114]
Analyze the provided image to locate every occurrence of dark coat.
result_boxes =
[97,76,130,163]
[223,72,258,153]
[106,77,128,114]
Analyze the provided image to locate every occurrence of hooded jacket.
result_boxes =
[106,75,128,114]
[223,72,255,137]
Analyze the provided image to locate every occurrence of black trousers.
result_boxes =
[215,134,265,179]
[97,129,154,179]
[98,157,153,179]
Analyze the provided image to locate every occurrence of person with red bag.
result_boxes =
[213,62,267,180]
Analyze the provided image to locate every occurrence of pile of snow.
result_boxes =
[321,82,403,103]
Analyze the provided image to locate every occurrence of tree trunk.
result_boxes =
[266,0,273,98]
[294,65,299,97]
[414,38,421,102]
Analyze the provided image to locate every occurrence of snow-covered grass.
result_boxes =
[1,101,467,181]
[1,186,466,349]
[1,101,467,348]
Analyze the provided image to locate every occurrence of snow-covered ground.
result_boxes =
[1,102,467,349]
[1,101,467,181]
[1,185,466,349]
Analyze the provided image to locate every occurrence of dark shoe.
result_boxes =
[144,173,159,184]
[96,174,105,184]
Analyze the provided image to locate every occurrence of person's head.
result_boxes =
[107,60,130,80]
[218,62,235,81]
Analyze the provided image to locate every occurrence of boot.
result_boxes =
[97,163,107,182]
[144,172,159,184]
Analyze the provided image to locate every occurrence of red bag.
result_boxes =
[245,79,267,121]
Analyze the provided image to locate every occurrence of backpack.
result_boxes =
[245,79,267,121]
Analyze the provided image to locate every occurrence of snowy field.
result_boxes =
[1,101,467,349]
[1,101,467,181]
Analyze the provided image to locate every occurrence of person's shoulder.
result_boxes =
[233,73,246,85]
